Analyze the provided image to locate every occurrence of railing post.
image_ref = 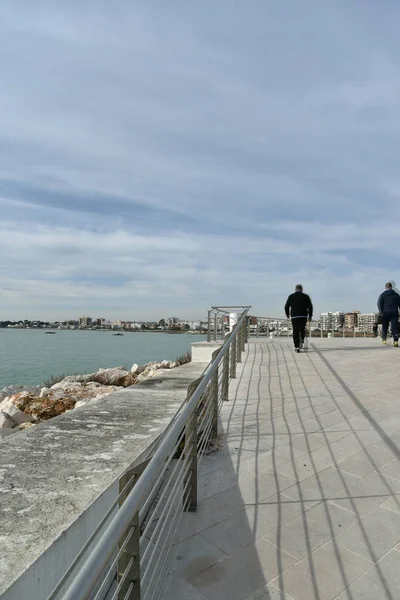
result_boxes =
[230,334,237,377]
[210,348,221,439]
[222,349,230,402]
[236,326,242,363]
[183,377,203,513]
[214,312,218,342]
[240,321,246,352]
[207,310,212,342]
[185,407,198,513]
[118,468,143,600]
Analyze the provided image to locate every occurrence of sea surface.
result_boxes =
[0,329,206,388]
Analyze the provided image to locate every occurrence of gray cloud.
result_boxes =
[1,1,400,319]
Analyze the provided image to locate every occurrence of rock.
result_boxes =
[75,399,91,409]
[49,389,66,401]
[62,373,94,384]
[131,363,139,374]
[19,422,35,430]
[92,367,133,386]
[51,381,82,391]
[0,411,15,429]
[0,396,34,425]
[161,360,171,369]
[136,367,156,383]
[39,387,50,398]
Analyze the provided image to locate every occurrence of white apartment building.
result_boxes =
[320,312,344,331]
[357,313,376,333]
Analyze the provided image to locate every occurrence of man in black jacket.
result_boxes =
[377,282,400,346]
[285,284,313,353]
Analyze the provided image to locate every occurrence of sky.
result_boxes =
[1,1,400,321]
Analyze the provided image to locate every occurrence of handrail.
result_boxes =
[57,307,250,600]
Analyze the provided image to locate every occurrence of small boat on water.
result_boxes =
[112,332,124,336]
[45,331,56,334]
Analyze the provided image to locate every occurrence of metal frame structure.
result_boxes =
[50,306,250,600]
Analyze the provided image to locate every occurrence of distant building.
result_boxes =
[357,313,376,333]
[320,312,344,331]
[345,311,359,330]
[79,316,92,327]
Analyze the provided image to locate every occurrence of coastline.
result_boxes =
[0,354,192,442]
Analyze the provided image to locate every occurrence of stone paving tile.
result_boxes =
[170,535,227,581]
[242,583,295,600]
[188,539,297,600]
[283,466,360,507]
[201,494,312,554]
[331,471,400,516]
[162,576,208,600]
[272,540,372,600]
[180,486,249,541]
[380,495,400,515]
[380,458,400,481]
[334,549,400,600]
[335,445,395,478]
[335,505,400,562]
[198,464,254,501]
[265,500,358,561]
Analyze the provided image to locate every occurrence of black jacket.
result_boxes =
[285,292,313,319]
[377,289,400,316]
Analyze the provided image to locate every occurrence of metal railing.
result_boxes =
[248,317,377,339]
[50,306,250,600]
[206,306,250,342]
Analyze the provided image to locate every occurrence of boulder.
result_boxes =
[51,381,82,392]
[131,363,139,374]
[92,367,133,386]
[0,396,34,425]
[49,389,66,401]
[19,422,35,431]
[61,373,95,384]
[39,387,50,398]
[84,381,102,389]
[136,367,156,383]
[0,411,15,429]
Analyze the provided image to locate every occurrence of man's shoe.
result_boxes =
[382,339,387,344]
[295,347,300,353]
[394,341,399,347]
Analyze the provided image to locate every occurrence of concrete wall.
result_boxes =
[3,484,118,600]
[0,362,205,600]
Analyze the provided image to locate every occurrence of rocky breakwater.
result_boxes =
[0,359,179,440]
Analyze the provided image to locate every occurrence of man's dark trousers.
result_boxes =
[381,314,399,342]
[292,317,307,349]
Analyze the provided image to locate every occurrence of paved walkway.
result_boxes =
[163,338,400,600]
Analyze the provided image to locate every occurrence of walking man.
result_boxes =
[377,282,400,346]
[285,284,313,353]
